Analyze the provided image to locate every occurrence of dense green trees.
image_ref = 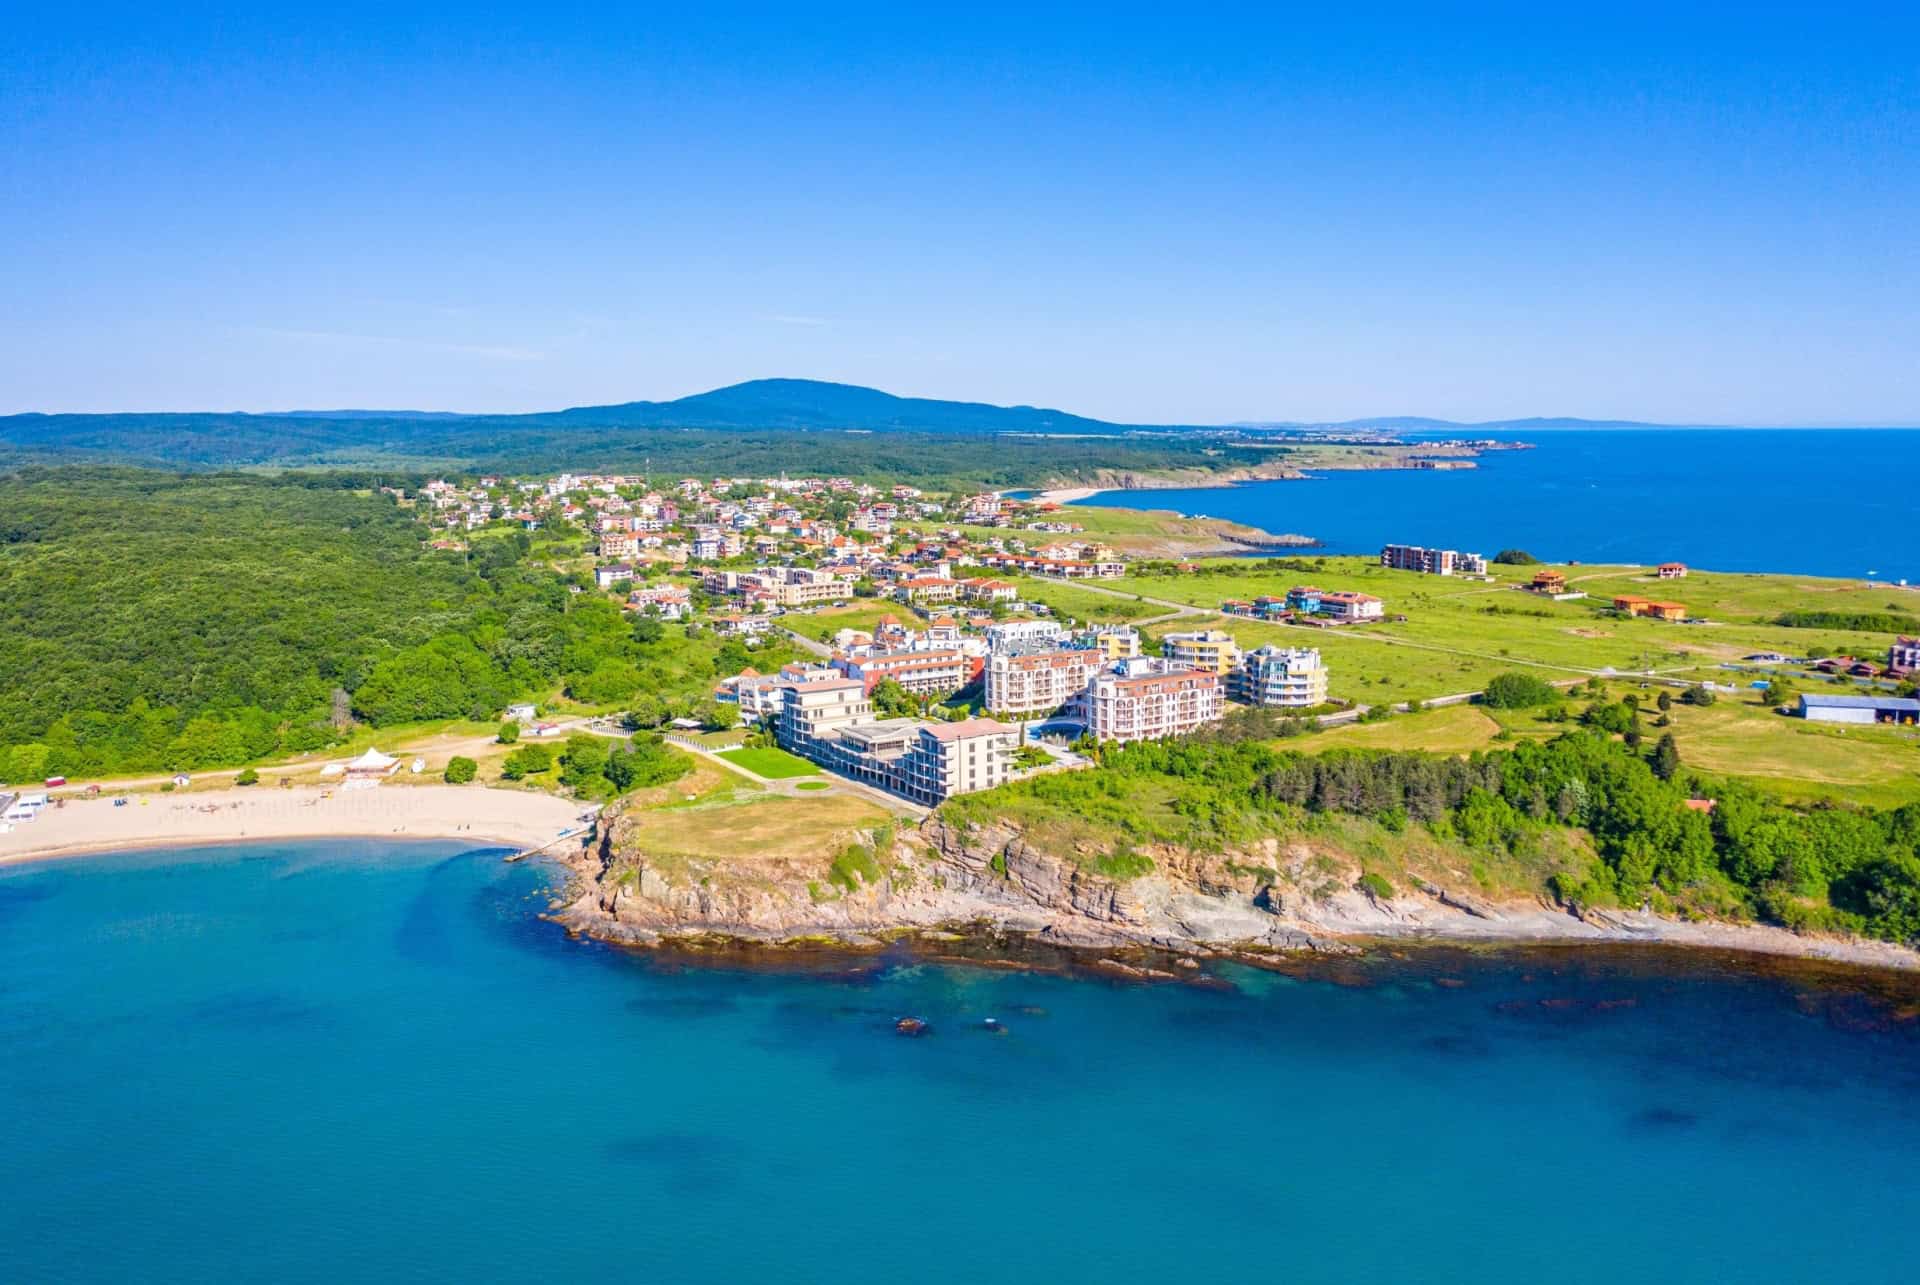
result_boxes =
[1481,672,1559,708]
[956,727,1920,945]
[1776,609,1920,633]
[443,756,478,784]
[0,469,802,783]
[1492,549,1541,565]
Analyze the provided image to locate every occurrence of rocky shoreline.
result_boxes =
[550,809,1920,982]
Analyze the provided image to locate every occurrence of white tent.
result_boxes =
[343,748,400,788]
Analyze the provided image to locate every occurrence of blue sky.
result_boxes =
[3,4,1915,423]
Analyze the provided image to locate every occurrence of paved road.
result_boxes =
[780,626,834,658]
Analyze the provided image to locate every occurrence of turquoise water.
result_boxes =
[4,841,1918,1283]
[1079,428,1920,581]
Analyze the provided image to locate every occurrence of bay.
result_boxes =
[1075,428,1920,581]
[2,841,1917,1283]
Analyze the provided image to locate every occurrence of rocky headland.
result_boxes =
[552,806,1920,977]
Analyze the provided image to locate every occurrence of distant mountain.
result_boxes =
[280,409,467,421]
[537,378,1141,433]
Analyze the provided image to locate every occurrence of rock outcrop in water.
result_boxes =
[552,801,1920,973]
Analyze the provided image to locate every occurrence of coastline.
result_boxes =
[557,812,1920,979]
[0,784,591,869]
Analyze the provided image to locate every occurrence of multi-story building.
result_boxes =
[594,563,635,589]
[1318,591,1385,623]
[832,648,973,698]
[1160,629,1240,674]
[1227,646,1329,708]
[753,567,854,607]
[1082,658,1223,743]
[722,663,838,724]
[984,620,1065,654]
[626,585,690,619]
[773,678,1015,803]
[776,678,875,757]
[985,649,1102,716]
[1890,636,1920,677]
[1381,544,1486,576]
[1080,625,1141,660]
[598,531,642,560]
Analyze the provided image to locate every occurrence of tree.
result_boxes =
[1681,684,1717,706]
[630,616,664,645]
[1651,733,1680,780]
[1492,549,1541,565]
[559,735,609,792]
[236,767,260,786]
[497,721,520,744]
[1482,672,1558,709]
[500,744,553,780]
[870,679,919,719]
[443,755,478,784]
[1656,689,1673,712]
[1760,679,1796,709]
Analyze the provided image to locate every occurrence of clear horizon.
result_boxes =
[4,5,1916,424]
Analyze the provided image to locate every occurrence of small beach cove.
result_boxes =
[0,783,590,867]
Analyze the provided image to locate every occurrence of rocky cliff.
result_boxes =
[551,803,1920,973]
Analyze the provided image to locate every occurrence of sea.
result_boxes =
[1076,428,1920,582]
[3,840,1917,1283]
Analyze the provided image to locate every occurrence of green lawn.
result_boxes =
[717,746,822,779]
[1094,555,1915,705]
[786,601,908,642]
[1306,683,1920,809]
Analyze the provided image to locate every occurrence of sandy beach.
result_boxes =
[0,784,592,867]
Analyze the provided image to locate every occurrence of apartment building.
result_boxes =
[1227,646,1328,708]
[774,678,1015,803]
[1380,544,1487,576]
[985,648,1102,716]
[1081,625,1141,660]
[754,567,854,607]
[984,620,1066,654]
[1160,629,1240,674]
[776,678,875,757]
[832,647,974,698]
[598,531,642,560]
[1083,658,1223,743]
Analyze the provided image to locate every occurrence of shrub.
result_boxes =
[235,767,260,786]
[497,721,520,744]
[1358,871,1395,899]
[1492,549,1541,565]
[443,755,478,784]
[1091,846,1154,881]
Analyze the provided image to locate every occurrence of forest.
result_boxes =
[0,418,1275,490]
[0,468,789,781]
[953,725,1920,947]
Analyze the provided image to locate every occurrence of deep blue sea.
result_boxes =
[1081,428,1920,581]
[4,841,1919,1282]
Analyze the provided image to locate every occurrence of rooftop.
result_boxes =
[1801,694,1920,710]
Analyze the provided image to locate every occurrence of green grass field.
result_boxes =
[786,601,908,642]
[1309,684,1920,809]
[1092,555,1915,704]
[717,746,822,779]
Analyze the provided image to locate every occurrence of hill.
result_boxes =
[0,380,1246,480]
